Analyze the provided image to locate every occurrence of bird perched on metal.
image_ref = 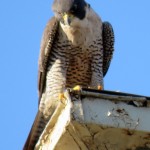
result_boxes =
[23,0,114,149]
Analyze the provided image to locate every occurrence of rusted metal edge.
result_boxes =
[69,88,150,106]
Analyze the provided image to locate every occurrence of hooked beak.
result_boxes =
[63,13,74,26]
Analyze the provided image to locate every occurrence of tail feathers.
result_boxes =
[23,111,47,150]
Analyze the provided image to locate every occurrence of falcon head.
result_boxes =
[52,0,88,26]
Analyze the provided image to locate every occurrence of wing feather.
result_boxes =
[102,22,115,77]
[23,17,59,150]
[38,17,59,102]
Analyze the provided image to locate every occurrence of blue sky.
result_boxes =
[0,0,150,149]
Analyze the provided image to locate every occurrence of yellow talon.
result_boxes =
[73,85,82,91]
[59,93,66,104]
[59,93,65,100]
[98,85,103,90]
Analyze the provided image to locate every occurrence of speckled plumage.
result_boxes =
[23,1,114,149]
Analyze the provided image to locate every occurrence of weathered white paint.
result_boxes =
[79,97,150,132]
[35,90,150,150]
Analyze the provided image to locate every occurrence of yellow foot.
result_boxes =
[98,85,103,90]
[59,93,65,100]
[73,85,82,91]
[59,93,67,105]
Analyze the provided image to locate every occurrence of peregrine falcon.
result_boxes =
[23,0,114,149]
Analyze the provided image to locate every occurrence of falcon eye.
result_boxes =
[70,4,78,13]
[73,4,78,10]
[70,10,74,14]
